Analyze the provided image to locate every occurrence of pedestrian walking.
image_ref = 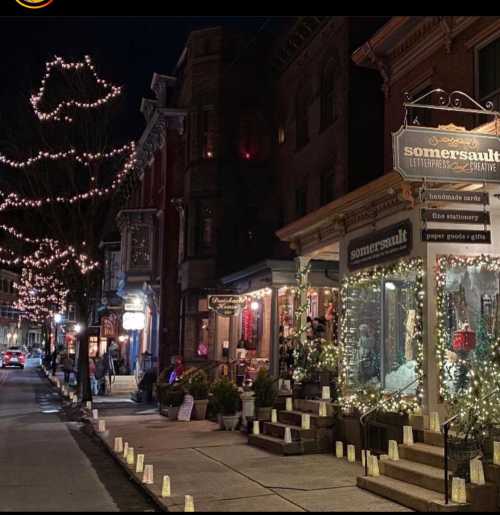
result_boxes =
[62,352,73,384]
[51,349,58,377]
[89,357,99,396]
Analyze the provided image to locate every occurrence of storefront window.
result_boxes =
[343,266,422,396]
[438,256,500,398]
[197,318,209,358]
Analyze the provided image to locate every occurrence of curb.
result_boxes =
[41,365,173,511]
[87,420,184,512]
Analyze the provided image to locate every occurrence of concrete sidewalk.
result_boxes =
[89,407,412,512]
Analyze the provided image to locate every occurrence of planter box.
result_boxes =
[192,399,209,421]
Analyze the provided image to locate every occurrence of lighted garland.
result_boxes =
[436,254,500,402]
[338,257,425,415]
[290,262,340,382]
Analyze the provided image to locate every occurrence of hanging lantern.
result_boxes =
[452,324,476,352]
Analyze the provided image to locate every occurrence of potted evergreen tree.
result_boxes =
[253,369,277,421]
[211,377,241,431]
[187,370,210,421]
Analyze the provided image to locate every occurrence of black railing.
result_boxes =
[442,388,498,505]
[360,377,421,477]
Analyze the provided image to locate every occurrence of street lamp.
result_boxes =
[74,323,82,334]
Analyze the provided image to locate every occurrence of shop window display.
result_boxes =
[342,260,423,401]
[437,256,500,399]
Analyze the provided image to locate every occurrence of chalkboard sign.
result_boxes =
[177,394,194,422]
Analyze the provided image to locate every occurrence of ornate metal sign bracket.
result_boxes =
[403,88,500,135]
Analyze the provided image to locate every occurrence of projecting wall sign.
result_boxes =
[348,220,413,271]
[393,126,500,183]
[421,209,490,225]
[208,295,245,317]
[422,229,491,244]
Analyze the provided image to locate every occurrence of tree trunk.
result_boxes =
[77,326,92,402]
[43,323,51,366]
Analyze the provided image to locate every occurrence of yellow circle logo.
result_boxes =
[16,0,54,8]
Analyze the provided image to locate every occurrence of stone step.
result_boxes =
[248,433,319,456]
[423,430,444,448]
[380,458,449,494]
[293,398,334,416]
[262,421,316,441]
[399,443,445,469]
[357,475,471,512]
[278,410,334,429]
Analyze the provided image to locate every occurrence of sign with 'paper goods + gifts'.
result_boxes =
[393,125,500,183]
[348,220,413,271]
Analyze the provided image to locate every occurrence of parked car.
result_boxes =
[2,347,26,369]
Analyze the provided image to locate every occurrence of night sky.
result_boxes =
[0,16,275,139]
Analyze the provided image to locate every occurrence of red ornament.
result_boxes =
[452,325,476,352]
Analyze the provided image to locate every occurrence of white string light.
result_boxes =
[31,55,122,123]
[0,142,134,169]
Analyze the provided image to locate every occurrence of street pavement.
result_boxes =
[0,363,156,512]
[93,406,413,512]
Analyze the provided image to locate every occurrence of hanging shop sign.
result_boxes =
[347,219,413,271]
[208,295,245,317]
[393,126,500,183]
[122,312,146,331]
[124,295,145,312]
[421,229,491,244]
[421,209,490,225]
[420,189,489,205]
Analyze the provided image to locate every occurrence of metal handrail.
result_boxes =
[360,376,421,476]
[442,388,498,505]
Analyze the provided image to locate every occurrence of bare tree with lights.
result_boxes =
[0,55,136,402]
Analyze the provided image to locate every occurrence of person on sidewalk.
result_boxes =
[95,356,106,395]
[51,349,59,377]
[89,357,99,396]
[62,353,74,384]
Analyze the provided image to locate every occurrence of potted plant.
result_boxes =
[187,370,210,421]
[253,369,277,421]
[448,401,481,481]
[211,377,241,431]
[158,383,185,421]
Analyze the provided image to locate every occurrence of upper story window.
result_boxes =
[278,126,286,145]
[320,59,336,131]
[296,82,310,151]
[202,109,216,159]
[198,206,214,253]
[478,36,500,109]
[320,169,335,206]
[295,185,307,218]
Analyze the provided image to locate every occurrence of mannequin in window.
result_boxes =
[357,323,377,384]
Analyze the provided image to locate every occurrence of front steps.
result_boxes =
[358,422,498,512]
[248,398,334,456]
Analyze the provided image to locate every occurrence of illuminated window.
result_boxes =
[278,127,286,144]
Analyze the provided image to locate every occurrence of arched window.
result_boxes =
[320,59,336,130]
[296,81,309,150]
